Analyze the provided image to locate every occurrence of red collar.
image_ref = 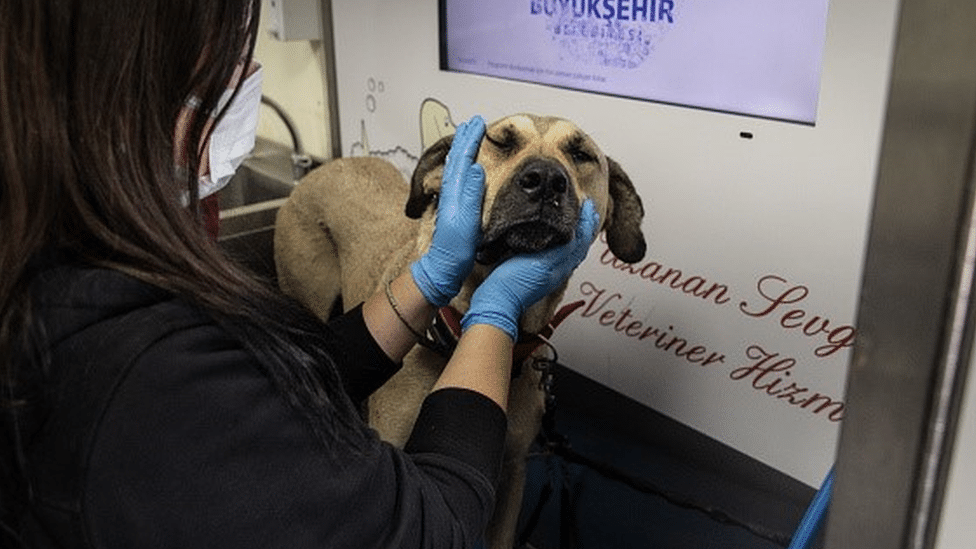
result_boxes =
[430,300,586,375]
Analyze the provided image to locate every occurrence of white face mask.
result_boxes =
[197,64,264,199]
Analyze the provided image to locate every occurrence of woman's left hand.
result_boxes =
[461,200,600,340]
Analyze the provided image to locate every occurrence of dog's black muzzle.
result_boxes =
[477,158,580,265]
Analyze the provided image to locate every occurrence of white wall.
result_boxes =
[252,0,333,159]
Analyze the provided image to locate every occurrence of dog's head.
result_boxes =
[407,114,647,331]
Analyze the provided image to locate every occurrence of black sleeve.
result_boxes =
[324,303,401,403]
[406,388,507,485]
[326,305,507,481]
[83,322,506,549]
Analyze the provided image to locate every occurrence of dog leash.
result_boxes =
[516,340,835,549]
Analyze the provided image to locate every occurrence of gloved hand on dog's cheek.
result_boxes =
[461,199,600,341]
[411,116,487,307]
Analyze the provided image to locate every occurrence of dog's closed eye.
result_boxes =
[485,127,520,156]
[564,135,597,165]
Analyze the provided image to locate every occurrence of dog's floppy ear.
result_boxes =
[604,157,647,263]
[405,134,453,219]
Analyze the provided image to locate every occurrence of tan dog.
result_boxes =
[274,114,646,548]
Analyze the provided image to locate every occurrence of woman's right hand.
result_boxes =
[410,116,487,308]
[461,200,600,340]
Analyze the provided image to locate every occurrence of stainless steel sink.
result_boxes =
[217,137,323,280]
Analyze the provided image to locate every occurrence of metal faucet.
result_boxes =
[260,95,317,181]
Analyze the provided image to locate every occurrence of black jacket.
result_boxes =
[13,261,506,548]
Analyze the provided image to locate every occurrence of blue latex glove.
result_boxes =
[411,116,487,307]
[462,200,600,340]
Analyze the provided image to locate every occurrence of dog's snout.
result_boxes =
[478,153,583,265]
[516,159,569,201]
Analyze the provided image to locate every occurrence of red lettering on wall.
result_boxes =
[598,247,731,305]
[577,281,726,366]
[730,345,845,422]
[738,275,857,357]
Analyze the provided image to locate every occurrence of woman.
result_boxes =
[0,2,598,548]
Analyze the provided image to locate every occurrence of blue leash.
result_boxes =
[787,466,835,549]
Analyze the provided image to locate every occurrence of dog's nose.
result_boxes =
[516,159,569,202]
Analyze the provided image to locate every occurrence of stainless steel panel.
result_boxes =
[826,0,976,547]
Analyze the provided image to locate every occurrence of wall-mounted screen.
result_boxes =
[441,0,830,124]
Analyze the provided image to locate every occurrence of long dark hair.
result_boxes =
[1,0,369,539]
